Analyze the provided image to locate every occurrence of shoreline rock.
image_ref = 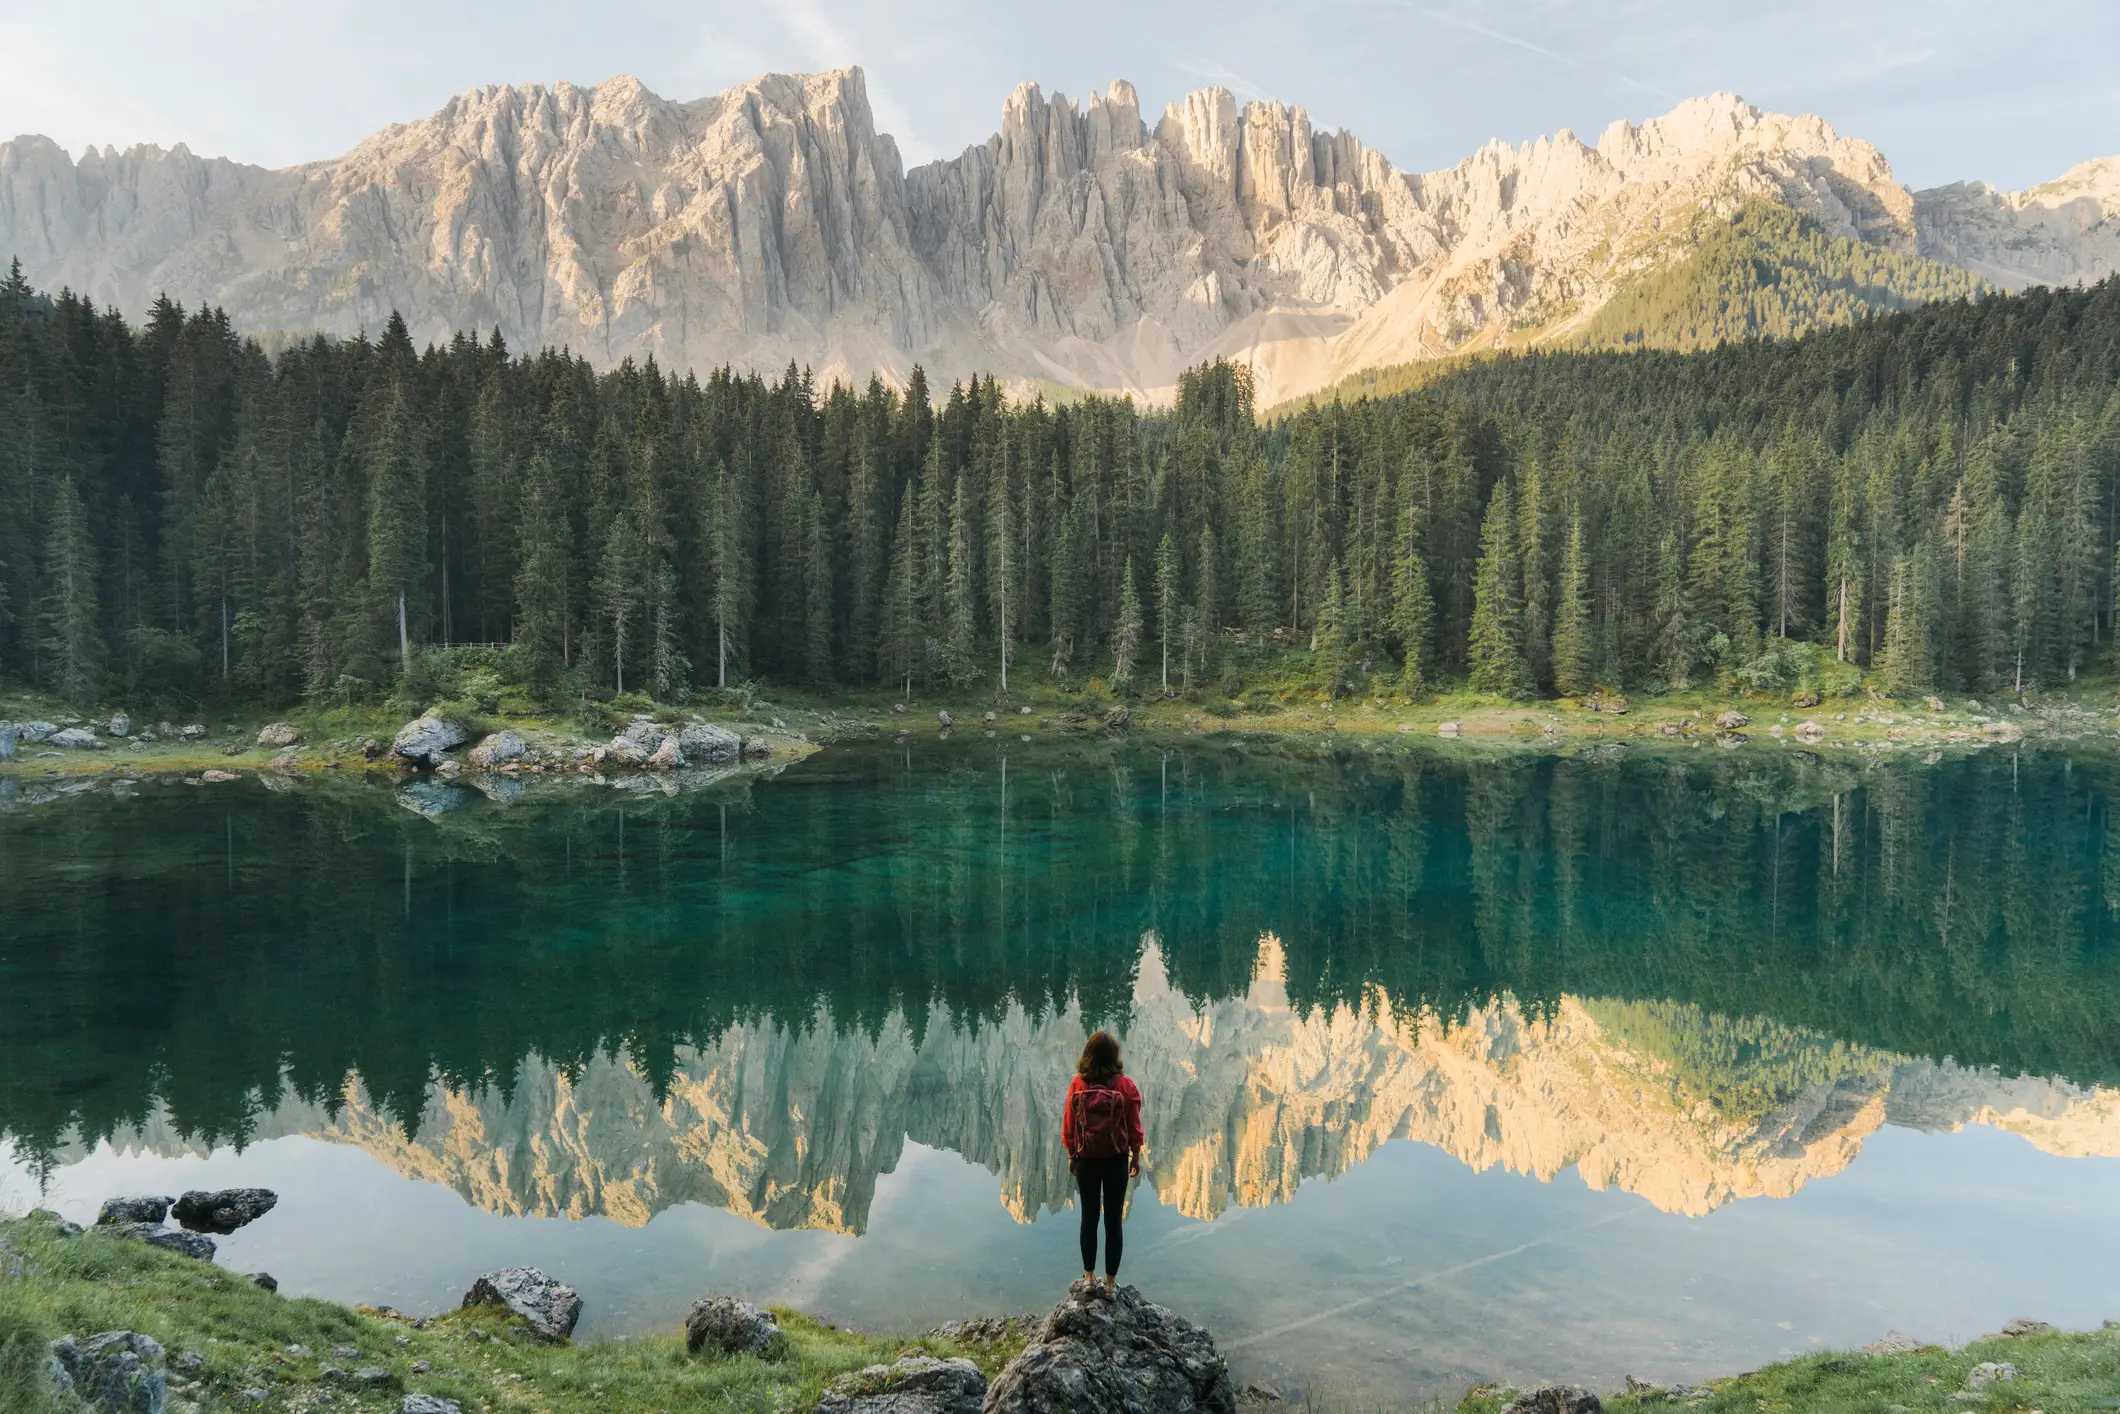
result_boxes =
[172,1187,277,1235]
[461,1267,580,1342]
[983,1279,1234,1414]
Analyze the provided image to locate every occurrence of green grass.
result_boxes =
[0,1213,1019,1414]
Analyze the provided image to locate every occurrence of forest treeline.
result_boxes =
[2,256,2119,710]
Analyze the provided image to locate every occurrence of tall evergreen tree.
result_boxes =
[1112,558,1143,685]
[40,475,103,704]
[1551,506,1592,697]
[1468,482,1528,697]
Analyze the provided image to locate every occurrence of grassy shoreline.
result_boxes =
[5,1214,2117,1414]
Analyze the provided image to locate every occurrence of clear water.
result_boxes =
[4,741,2118,1401]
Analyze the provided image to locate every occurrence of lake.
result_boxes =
[4,739,2118,1403]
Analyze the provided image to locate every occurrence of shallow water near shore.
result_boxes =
[5,739,2119,1401]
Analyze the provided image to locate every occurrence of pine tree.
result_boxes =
[1155,531,1180,692]
[1467,483,1528,697]
[1879,550,1936,696]
[1389,498,1434,697]
[1112,557,1143,685]
[803,489,832,685]
[880,495,922,701]
[1048,498,1088,678]
[514,450,569,697]
[1193,525,1221,685]
[1654,530,1692,691]
[704,455,752,689]
[40,475,102,704]
[595,509,646,695]
[1551,506,1592,697]
[941,477,980,689]
[988,440,1016,691]
[365,382,428,679]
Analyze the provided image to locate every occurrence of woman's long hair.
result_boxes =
[1077,1030,1124,1084]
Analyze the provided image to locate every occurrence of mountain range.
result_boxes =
[76,939,2120,1234]
[3,68,2116,406]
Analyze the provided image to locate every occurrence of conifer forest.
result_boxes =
[3,256,2118,710]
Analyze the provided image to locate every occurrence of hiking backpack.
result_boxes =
[1071,1082,1130,1159]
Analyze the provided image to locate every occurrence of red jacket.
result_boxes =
[1063,1074,1144,1157]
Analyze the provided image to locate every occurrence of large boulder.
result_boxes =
[648,737,684,770]
[51,727,103,749]
[679,722,742,764]
[618,717,669,751]
[982,1281,1235,1414]
[684,1296,785,1358]
[255,723,299,748]
[461,1267,581,1341]
[109,1224,216,1260]
[742,736,773,760]
[812,1355,984,1414]
[393,716,468,766]
[95,1196,173,1227]
[46,1331,167,1414]
[466,730,526,770]
[16,721,58,743]
[1500,1390,1603,1414]
[1713,710,1749,730]
[107,713,134,737]
[399,1399,463,1414]
[172,1188,277,1234]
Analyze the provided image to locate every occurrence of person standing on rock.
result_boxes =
[1064,1030,1144,1295]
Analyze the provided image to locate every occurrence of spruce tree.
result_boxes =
[365,382,428,679]
[880,495,922,701]
[941,478,980,689]
[1112,557,1143,686]
[595,509,645,695]
[514,451,569,697]
[1155,531,1180,692]
[40,475,103,704]
[1551,506,1592,697]
[803,489,832,685]
[1467,484,1528,697]
[1389,498,1434,697]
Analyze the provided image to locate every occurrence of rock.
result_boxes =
[648,737,684,770]
[982,1280,1234,1414]
[249,1272,279,1292]
[199,769,238,783]
[1713,710,1749,729]
[1436,721,1461,738]
[16,720,58,742]
[1961,1362,2019,1391]
[1794,721,1827,742]
[110,1224,216,1260]
[813,1355,985,1414]
[255,723,298,748]
[605,738,649,767]
[51,726,103,749]
[434,758,463,779]
[1792,693,1821,709]
[461,1267,581,1341]
[466,730,526,769]
[178,724,207,740]
[1863,1331,1926,1355]
[678,722,742,764]
[1999,1318,2053,1338]
[1102,705,1130,733]
[359,736,385,759]
[392,716,468,766]
[172,1188,277,1234]
[684,1296,785,1358]
[96,1196,174,1226]
[983,710,997,722]
[937,710,954,728]
[399,1398,463,1414]
[352,1368,397,1387]
[927,1316,1037,1345]
[0,725,13,760]
[1925,696,1946,712]
[1499,1389,1603,1414]
[743,736,773,759]
[1982,720,2024,742]
[46,1331,167,1414]
[107,713,134,737]
[618,717,668,750]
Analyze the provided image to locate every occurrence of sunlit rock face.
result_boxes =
[5,72,2104,408]
[79,938,2120,1233]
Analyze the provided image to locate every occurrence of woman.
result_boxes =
[1062,1030,1145,1294]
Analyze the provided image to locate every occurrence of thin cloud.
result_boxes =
[1397,2,1673,103]
[1170,58,1272,103]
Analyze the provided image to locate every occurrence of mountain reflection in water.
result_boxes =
[62,937,2120,1231]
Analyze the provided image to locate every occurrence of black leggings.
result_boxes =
[1075,1154,1130,1277]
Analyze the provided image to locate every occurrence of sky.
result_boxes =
[1,0,2114,192]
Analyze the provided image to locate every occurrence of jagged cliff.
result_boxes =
[81,940,2120,1232]
[4,71,2113,406]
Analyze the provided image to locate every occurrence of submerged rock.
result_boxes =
[95,1196,173,1227]
[983,1280,1234,1414]
[172,1188,277,1234]
[461,1267,580,1341]
[812,1355,984,1414]
[47,1331,167,1414]
[684,1296,784,1358]
[397,780,471,819]
[392,716,468,766]
[1101,705,1130,733]
[1436,721,1461,738]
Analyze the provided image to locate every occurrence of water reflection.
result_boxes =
[55,938,2120,1230]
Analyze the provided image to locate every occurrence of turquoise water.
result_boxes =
[4,741,2118,1399]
